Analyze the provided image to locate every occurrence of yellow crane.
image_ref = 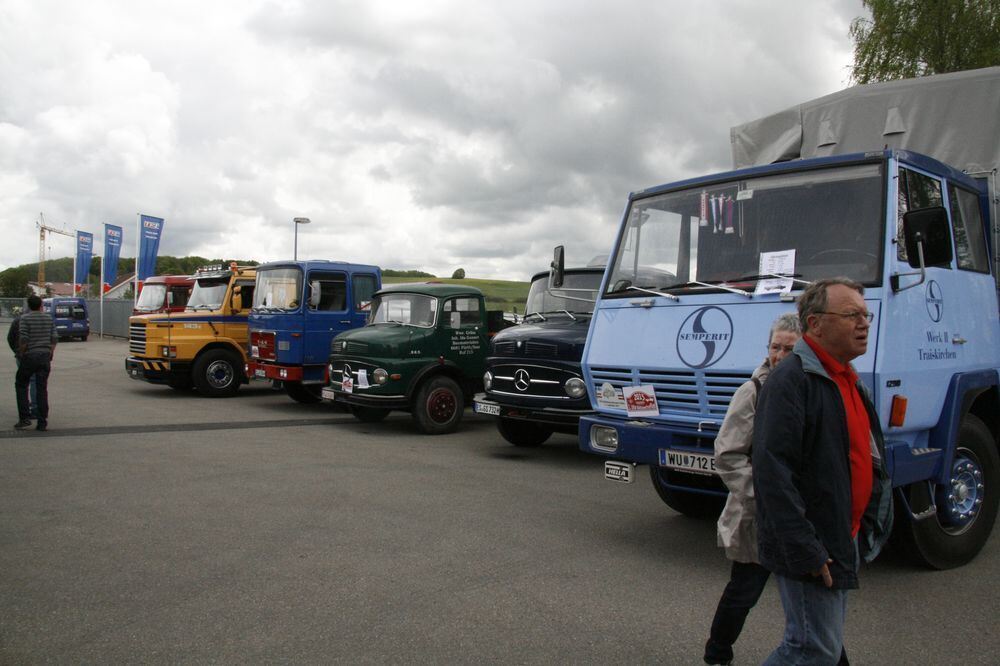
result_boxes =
[37,213,75,288]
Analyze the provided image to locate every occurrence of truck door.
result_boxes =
[441,296,487,379]
[304,270,349,366]
[351,273,379,329]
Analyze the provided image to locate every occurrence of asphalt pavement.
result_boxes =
[1,338,998,664]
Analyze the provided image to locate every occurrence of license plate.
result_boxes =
[254,368,266,378]
[604,460,635,483]
[321,387,336,401]
[659,449,717,475]
[474,401,500,416]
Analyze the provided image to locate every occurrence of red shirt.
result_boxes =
[804,335,873,537]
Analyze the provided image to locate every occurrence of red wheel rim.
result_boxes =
[426,388,457,424]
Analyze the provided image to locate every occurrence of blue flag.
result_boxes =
[103,224,123,292]
[137,215,164,282]
[74,231,94,293]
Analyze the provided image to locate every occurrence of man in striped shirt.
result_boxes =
[14,295,57,431]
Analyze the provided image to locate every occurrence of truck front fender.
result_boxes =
[928,369,1000,483]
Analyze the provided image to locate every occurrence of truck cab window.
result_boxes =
[308,272,347,311]
[353,274,378,313]
[897,167,944,263]
[948,184,990,273]
[443,297,482,328]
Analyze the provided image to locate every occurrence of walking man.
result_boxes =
[7,306,38,418]
[752,278,893,665]
[14,295,57,431]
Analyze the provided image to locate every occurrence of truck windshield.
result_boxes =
[186,279,229,311]
[605,163,884,296]
[370,293,438,327]
[253,268,303,311]
[135,284,167,312]
[525,272,602,316]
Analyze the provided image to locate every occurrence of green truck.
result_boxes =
[321,282,512,434]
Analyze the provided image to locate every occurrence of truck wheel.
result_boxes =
[192,349,241,398]
[899,414,999,569]
[351,406,391,423]
[412,376,464,435]
[497,418,552,447]
[649,466,725,519]
[80,334,89,342]
[285,381,322,404]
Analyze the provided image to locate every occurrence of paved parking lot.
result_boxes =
[2,338,998,663]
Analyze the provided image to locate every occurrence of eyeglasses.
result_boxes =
[817,310,874,323]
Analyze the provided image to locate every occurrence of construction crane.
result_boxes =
[37,213,76,288]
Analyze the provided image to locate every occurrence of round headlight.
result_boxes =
[565,377,586,398]
[483,370,493,390]
[373,368,389,385]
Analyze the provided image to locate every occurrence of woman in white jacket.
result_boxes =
[704,313,801,666]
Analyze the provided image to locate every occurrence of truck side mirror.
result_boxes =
[903,206,952,268]
[309,281,321,309]
[231,285,243,311]
[550,245,565,288]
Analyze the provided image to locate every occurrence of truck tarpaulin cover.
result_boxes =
[730,66,1000,176]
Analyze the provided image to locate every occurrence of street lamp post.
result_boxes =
[293,217,311,260]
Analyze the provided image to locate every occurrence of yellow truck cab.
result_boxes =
[126,263,257,397]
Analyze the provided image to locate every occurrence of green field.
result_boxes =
[381,276,530,313]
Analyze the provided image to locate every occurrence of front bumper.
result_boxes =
[247,360,327,383]
[473,394,592,433]
[321,386,410,410]
[125,356,190,384]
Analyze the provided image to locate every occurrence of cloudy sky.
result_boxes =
[0,0,864,279]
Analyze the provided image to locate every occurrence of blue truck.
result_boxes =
[576,67,1000,569]
[247,260,381,403]
[44,297,90,341]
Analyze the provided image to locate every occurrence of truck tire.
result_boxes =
[351,406,391,423]
[192,349,242,398]
[649,466,725,519]
[285,381,322,404]
[497,418,552,447]
[412,376,464,435]
[81,334,89,342]
[898,414,999,569]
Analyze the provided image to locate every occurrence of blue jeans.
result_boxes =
[763,575,847,666]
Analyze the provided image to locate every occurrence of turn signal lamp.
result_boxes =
[889,395,907,428]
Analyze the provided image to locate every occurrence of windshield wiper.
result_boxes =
[625,285,679,301]
[730,272,812,287]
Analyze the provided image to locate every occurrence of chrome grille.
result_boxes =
[590,366,751,416]
[490,363,575,399]
[329,361,378,389]
[129,322,147,355]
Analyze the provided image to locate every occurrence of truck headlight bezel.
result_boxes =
[373,368,389,385]
[483,370,493,390]
[564,377,586,398]
[590,425,619,453]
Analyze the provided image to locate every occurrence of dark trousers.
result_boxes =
[704,560,770,663]
[16,351,51,422]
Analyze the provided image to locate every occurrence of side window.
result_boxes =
[171,286,190,308]
[234,282,255,311]
[442,297,482,328]
[897,167,943,262]
[353,274,378,314]
[308,272,347,311]
[948,184,990,273]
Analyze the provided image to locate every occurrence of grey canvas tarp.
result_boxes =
[730,66,1000,177]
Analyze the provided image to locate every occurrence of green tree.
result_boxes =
[451,268,466,279]
[850,0,1000,83]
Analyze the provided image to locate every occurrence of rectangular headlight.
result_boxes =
[590,425,619,453]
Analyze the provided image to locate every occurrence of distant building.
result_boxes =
[104,273,136,299]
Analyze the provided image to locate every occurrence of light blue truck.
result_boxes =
[575,67,1000,569]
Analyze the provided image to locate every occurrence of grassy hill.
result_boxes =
[382,276,529,313]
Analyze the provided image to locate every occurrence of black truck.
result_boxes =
[473,264,603,445]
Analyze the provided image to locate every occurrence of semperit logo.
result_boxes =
[925,280,943,322]
[676,306,734,369]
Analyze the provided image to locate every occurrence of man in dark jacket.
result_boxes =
[752,277,892,665]
[14,295,58,431]
[7,307,38,419]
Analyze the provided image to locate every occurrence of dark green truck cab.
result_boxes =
[321,282,511,434]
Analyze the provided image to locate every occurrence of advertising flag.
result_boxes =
[74,231,94,294]
[137,214,164,283]
[102,224,123,292]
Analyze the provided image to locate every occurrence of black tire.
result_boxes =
[897,414,999,569]
[192,349,242,398]
[649,466,725,519]
[412,375,464,435]
[351,406,391,423]
[497,417,552,447]
[80,334,89,342]
[285,381,322,404]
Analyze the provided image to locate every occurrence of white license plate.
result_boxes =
[604,460,635,483]
[321,387,337,401]
[659,449,718,476]
[254,368,266,378]
[474,401,500,416]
